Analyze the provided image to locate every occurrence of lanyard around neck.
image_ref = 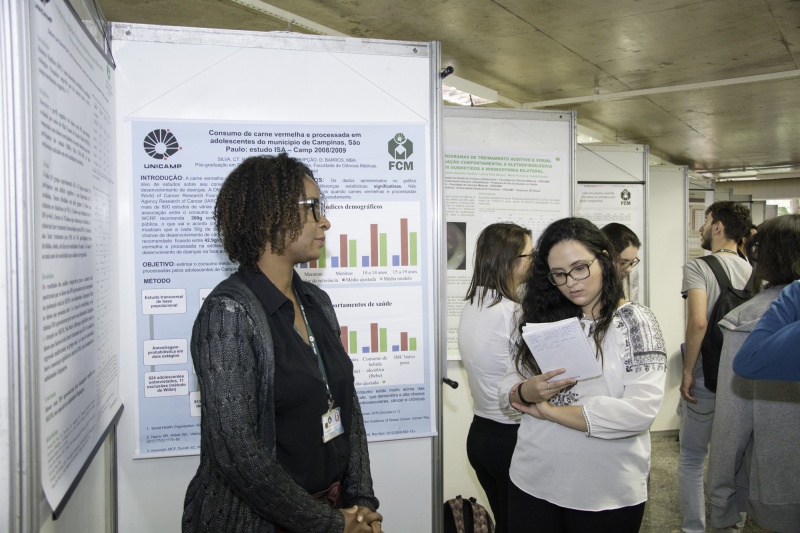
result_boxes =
[293,288,334,408]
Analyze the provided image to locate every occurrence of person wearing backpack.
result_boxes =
[708,214,800,531]
[679,201,752,533]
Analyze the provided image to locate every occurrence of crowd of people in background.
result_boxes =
[458,201,800,532]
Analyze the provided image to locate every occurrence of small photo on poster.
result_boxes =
[446,222,467,270]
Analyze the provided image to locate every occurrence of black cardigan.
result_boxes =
[182,274,378,532]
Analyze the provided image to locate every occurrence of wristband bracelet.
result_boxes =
[517,380,534,406]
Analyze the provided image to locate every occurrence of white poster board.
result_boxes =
[443,107,575,359]
[113,24,440,533]
[575,143,649,305]
[648,165,689,431]
[29,0,122,514]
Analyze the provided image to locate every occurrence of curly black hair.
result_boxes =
[514,218,623,376]
[214,153,315,271]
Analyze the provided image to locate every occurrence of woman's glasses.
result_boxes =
[298,197,327,222]
[547,258,597,286]
[618,258,640,269]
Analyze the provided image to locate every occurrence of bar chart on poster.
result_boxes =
[300,202,421,283]
[327,286,424,387]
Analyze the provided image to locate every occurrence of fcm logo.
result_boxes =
[388,133,413,170]
[143,129,181,160]
[620,189,632,205]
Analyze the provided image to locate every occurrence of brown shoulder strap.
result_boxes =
[467,497,491,533]
[447,496,466,533]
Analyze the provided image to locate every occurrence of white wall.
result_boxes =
[39,437,112,533]
[442,362,488,512]
[648,165,687,432]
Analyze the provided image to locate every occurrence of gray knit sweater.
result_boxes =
[182,274,378,532]
[708,284,800,532]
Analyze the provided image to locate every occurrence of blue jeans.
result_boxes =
[678,379,716,533]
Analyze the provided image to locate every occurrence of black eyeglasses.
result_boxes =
[618,258,640,269]
[547,258,597,286]
[298,197,327,222]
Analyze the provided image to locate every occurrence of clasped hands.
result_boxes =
[340,505,384,533]
[510,368,575,420]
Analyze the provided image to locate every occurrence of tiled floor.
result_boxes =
[641,433,769,533]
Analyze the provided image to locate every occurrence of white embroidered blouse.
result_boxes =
[499,302,667,511]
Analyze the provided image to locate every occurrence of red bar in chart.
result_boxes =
[370,323,379,352]
[340,234,348,267]
[400,218,408,266]
[370,224,379,267]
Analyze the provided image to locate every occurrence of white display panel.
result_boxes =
[444,108,575,359]
[113,24,439,533]
[29,0,121,513]
[575,143,649,306]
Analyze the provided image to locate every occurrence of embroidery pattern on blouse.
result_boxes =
[616,304,667,372]
[549,383,578,406]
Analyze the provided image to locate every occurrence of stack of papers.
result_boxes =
[521,317,602,381]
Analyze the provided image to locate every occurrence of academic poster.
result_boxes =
[131,120,435,456]
[576,182,646,303]
[444,148,569,358]
[31,0,121,510]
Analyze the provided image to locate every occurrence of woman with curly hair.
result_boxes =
[183,153,381,533]
[458,222,573,533]
[500,217,667,533]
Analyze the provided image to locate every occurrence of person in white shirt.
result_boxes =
[500,217,667,533]
[458,222,573,533]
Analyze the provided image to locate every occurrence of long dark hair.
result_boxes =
[465,223,531,307]
[514,218,623,376]
[748,214,800,293]
[601,222,641,257]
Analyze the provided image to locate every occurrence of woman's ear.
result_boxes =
[602,249,609,257]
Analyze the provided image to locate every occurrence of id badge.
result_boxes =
[321,406,344,443]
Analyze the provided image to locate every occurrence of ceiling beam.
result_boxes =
[228,0,347,36]
[523,69,800,108]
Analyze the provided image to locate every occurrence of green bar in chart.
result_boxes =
[379,233,388,267]
[349,239,357,268]
[349,330,358,355]
[380,328,387,352]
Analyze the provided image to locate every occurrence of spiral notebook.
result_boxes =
[521,317,602,381]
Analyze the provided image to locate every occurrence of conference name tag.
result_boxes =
[322,406,344,443]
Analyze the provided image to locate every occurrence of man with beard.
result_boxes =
[679,201,752,533]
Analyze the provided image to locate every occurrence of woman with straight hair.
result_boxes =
[500,217,666,533]
[458,222,573,533]
[600,222,642,302]
[709,214,800,531]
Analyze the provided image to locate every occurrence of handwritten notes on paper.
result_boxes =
[521,318,602,381]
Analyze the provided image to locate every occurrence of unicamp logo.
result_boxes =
[143,129,181,160]
[620,189,632,205]
[387,133,413,170]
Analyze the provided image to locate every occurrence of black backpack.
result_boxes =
[443,495,495,533]
[698,255,752,392]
